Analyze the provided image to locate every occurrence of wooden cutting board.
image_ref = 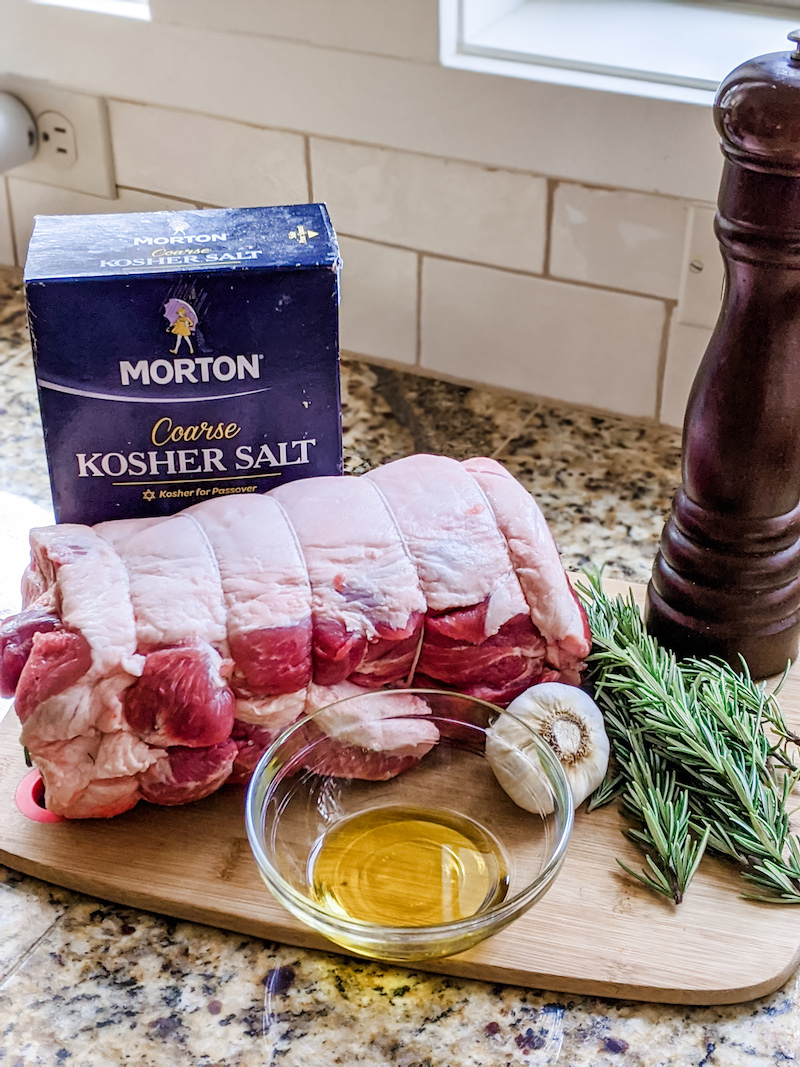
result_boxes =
[2,576,800,1005]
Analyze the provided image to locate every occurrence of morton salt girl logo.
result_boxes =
[164,298,198,355]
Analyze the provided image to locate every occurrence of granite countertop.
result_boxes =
[1,265,798,1066]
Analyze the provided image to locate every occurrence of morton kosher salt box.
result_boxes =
[24,203,342,525]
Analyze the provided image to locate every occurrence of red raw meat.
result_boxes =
[15,629,93,723]
[123,640,235,748]
[229,720,277,784]
[0,609,63,698]
[461,456,591,682]
[229,626,311,697]
[311,618,369,686]
[349,613,425,688]
[365,455,562,705]
[139,741,238,805]
[417,612,547,706]
[3,455,590,817]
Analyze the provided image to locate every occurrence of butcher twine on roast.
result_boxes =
[0,455,591,818]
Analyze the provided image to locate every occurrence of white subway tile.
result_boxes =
[109,101,308,209]
[550,184,690,299]
[660,321,711,428]
[7,179,198,262]
[677,204,724,329]
[311,139,547,273]
[338,236,418,366]
[0,179,14,267]
[421,257,665,418]
[150,0,440,63]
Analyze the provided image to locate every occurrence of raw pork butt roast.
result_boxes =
[0,455,590,818]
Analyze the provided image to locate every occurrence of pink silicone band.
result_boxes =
[15,769,65,823]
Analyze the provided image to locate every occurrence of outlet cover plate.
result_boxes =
[0,76,116,199]
[676,204,724,331]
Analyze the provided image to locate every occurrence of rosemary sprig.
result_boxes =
[616,731,711,903]
[577,569,800,905]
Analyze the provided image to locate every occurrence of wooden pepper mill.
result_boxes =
[646,31,800,678]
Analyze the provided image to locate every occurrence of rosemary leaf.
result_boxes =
[587,771,624,811]
[616,857,676,902]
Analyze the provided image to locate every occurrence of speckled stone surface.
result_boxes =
[0,270,51,511]
[3,266,799,1066]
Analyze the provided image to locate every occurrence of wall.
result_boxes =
[0,0,726,427]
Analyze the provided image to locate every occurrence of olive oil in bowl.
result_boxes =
[246,691,573,962]
[308,805,509,927]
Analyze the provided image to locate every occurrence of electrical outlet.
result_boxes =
[37,111,77,170]
[0,75,115,199]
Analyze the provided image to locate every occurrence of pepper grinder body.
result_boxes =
[646,46,800,678]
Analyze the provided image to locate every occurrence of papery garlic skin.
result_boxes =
[487,683,610,814]
[485,731,558,815]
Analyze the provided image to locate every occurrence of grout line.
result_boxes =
[105,98,714,208]
[4,164,690,311]
[304,136,314,202]
[116,186,201,207]
[674,202,695,318]
[415,252,423,367]
[654,300,677,423]
[543,178,556,277]
[336,232,670,303]
[6,167,680,310]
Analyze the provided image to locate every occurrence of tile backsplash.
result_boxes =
[337,235,419,368]
[0,99,722,428]
[660,322,714,429]
[310,138,548,274]
[109,101,310,208]
[421,257,666,418]
[549,183,690,300]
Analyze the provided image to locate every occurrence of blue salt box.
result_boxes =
[24,203,342,525]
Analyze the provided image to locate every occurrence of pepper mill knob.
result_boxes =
[645,34,800,678]
[714,34,800,175]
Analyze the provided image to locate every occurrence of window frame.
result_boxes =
[447,0,800,100]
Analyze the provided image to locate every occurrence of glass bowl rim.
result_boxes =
[244,687,575,940]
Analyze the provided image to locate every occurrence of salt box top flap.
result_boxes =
[24,203,340,281]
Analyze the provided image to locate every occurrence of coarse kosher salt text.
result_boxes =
[76,440,317,478]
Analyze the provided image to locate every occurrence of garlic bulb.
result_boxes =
[486,682,610,814]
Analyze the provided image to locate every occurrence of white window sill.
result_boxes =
[442,0,800,106]
[29,0,150,20]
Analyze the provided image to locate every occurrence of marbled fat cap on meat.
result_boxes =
[0,456,590,818]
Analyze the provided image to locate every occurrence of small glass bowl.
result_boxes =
[245,689,573,963]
